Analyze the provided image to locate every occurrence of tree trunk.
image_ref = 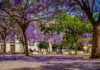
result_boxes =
[75,49,78,55]
[48,43,52,54]
[23,32,29,56]
[91,24,100,58]
[3,39,6,54]
[74,44,78,55]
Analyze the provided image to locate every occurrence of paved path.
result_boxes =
[0,55,100,70]
[0,60,42,70]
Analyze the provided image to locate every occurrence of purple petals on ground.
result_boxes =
[0,55,100,70]
[0,55,82,62]
[0,55,31,61]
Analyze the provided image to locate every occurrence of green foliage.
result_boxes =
[55,12,92,34]
[69,44,76,50]
[93,13,99,21]
[52,44,62,51]
[38,41,49,49]
[39,22,53,34]
[53,12,92,50]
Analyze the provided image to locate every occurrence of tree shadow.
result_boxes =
[0,55,84,62]
[39,62,100,70]
[8,61,100,70]
[11,68,38,70]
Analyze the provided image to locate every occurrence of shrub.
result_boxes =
[38,41,48,49]
[52,44,62,51]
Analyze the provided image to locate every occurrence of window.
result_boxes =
[0,44,4,52]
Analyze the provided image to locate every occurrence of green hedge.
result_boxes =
[38,41,49,49]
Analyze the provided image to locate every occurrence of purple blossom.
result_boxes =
[32,21,40,29]
[53,32,64,44]
[6,34,15,42]
[48,38,53,44]
[26,24,34,38]
[81,13,88,20]
[81,42,89,46]
[82,33,92,38]
[26,22,43,42]
[13,0,21,4]
[33,29,43,42]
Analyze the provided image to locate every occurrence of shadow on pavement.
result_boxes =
[11,62,100,70]
[11,68,38,70]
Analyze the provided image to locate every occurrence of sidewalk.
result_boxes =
[0,55,100,70]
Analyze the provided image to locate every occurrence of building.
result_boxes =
[0,38,39,54]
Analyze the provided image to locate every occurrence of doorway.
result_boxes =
[10,45,15,54]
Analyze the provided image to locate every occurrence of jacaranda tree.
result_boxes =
[54,12,92,54]
[0,0,100,58]
[67,0,100,58]
[0,0,49,56]
[0,14,14,54]
[43,0,100,58]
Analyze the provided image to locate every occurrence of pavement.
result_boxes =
[0,54,100,70]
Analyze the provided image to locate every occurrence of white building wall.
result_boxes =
[33,42,39,51]
[28,42,39,51]
[0,39,53,54]
[15,38,24,53]
[6,42,11,53]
